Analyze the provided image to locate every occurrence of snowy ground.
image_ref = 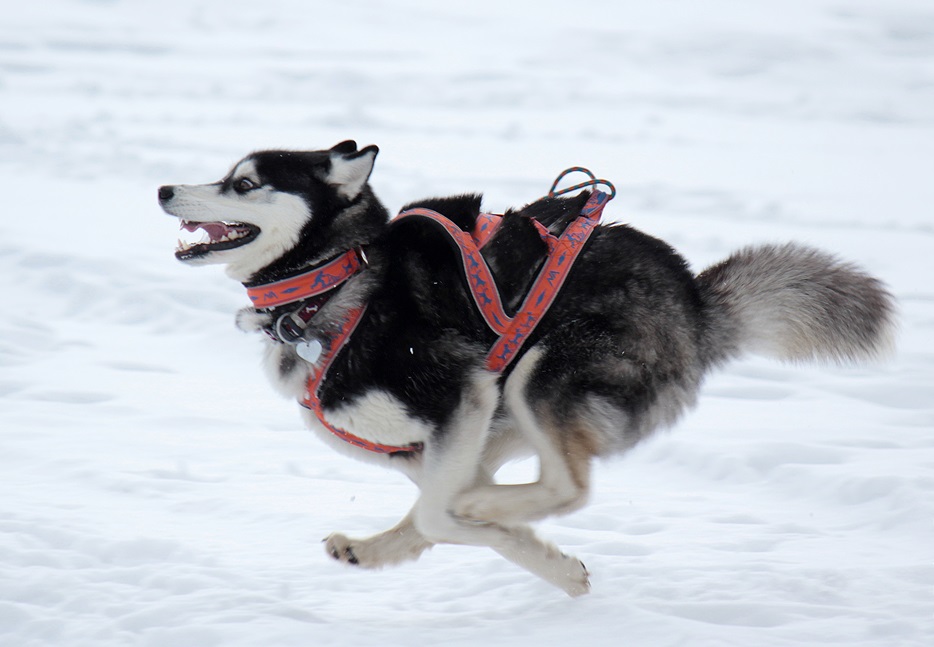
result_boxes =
[2,1,933,645]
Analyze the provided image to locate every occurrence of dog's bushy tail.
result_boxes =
[697,243,896,365]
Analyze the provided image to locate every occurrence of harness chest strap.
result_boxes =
[243,247,421,454]
[298,304,424,454]
[291,210,508,455]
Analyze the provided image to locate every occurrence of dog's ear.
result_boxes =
[327,144,378,201]
[330,140,358,155]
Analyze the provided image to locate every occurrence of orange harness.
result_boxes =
[248,170,615,455]
[399,189,611,372]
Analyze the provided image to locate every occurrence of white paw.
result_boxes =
[235,307,271,333]
[324,532,364,567]
[512,526,592,597]
[323,530,430,569]
[559,555,591,597]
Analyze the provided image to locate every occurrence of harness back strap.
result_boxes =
[395,208,513,334]
[472,212,504,248]
[485,191,606,371]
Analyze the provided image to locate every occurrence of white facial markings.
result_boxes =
[223,190,311,281]
[229,159,260,192]
[161,155,313,281]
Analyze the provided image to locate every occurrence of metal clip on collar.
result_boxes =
[275,311,306,344]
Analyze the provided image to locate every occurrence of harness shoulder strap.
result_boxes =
[393,208,513,335]
[485,190,608,372]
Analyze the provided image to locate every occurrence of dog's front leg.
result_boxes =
[324,509,433,568]
[412,372,591,597]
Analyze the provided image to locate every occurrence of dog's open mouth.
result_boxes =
[175,220,260,260]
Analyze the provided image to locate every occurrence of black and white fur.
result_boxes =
[158,142,895,596]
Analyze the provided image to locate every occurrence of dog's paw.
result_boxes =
[324,528,432,569]
[538,542,591,597]
[235,307,272,333]
[560,555,591,598]
[324,533,362,566]
[514,527,592,597]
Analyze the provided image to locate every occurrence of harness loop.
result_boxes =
[548,166,617,202]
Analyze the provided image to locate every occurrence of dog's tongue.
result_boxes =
[182,221,234,241]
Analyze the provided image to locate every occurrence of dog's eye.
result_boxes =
[234,178,258,193]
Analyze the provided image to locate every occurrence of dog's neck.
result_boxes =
[242,247,367,307]
[242,191,389,286]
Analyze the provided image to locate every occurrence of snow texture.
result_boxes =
[2,1,933,645]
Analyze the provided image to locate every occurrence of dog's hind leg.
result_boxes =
[453,347,594,526]
[324,509,433,568]
[411,368,590,596]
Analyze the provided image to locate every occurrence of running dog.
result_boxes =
[158,141,894,596]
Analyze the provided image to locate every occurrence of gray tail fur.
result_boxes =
[697,243,896,365]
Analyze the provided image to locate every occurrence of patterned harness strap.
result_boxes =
[485,190,609,371]
[395,187,612,372]
[244,248,364,309]
[298,304,426,454]
[396,207,513,334]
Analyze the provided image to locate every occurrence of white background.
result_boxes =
[1,1,932,645]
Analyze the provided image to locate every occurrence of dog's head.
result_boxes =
[158,141,381,281]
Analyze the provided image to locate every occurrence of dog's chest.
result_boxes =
[262,338,433,450]
[318,389,434,448]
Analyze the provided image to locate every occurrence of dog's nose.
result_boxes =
[158,185,175,202]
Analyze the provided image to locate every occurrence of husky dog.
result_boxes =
[158,142,894,596]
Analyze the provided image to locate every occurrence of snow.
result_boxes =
[2,0,933,645]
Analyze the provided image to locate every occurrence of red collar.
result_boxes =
[245,248,366,309]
